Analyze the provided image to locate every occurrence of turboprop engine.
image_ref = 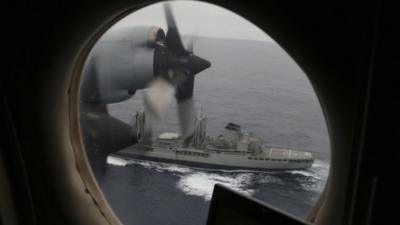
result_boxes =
[79,3,211,164]
[80,26,166,103]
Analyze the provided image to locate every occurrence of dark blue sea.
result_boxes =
[88,37,330,225]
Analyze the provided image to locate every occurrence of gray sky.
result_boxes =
[115,0,273,42]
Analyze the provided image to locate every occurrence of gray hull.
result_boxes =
[115,145,314,170]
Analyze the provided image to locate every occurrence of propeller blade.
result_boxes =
[160,3,211,145]
[174,73,195,145]
[176,75,194,102]
[144,68,196,143]
[187,40,193,53]
[177,97,196,145]
[143,77,176,121]
[164,3,187,54]
[187,31,198,53]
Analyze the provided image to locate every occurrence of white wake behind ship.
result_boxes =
[114,111,314,170]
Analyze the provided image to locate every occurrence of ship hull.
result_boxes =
[114,145,314,170]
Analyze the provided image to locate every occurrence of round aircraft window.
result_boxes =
[79,1,330,225]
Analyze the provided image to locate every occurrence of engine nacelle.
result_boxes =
[80,26,165,104]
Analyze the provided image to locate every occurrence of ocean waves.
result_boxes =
[177,172,255,200]
[106,156,329,201]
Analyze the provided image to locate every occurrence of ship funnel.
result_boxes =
[224,122,241,143]
[225,123,241,131]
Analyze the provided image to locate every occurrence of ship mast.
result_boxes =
[192,109,207,148]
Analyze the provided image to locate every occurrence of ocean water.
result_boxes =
[89,37,330,225]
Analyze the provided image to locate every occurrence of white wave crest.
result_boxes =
[106,156,129,166]
[286,160,330,192]
[106,156,192,173]
[177,172,254,201]
[309,160,330,179]
[107,156,256,200]
[288,159,330,181]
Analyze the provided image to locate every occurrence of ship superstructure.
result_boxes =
[115,111,314,170]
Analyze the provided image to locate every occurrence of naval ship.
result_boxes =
[114,111,314,170]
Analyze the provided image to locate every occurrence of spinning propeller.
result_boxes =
[144,3,211,144]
